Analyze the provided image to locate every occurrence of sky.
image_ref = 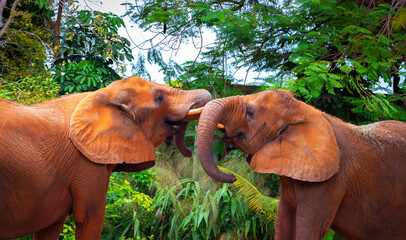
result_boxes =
[78,0,263,84]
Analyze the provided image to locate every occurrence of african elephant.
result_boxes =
[0,76,211,240]
[196,90,406,240]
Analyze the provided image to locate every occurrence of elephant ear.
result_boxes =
[250,102,340,182]
[69,88,156,165]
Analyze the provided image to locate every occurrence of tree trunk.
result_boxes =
[48,0,64,49]
[0,0,21,39]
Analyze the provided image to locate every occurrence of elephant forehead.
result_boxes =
[246,91,274,106]
[248,90,295,105]
[122,85,155,104]
[111,88,138,104]
[123,76,171,92]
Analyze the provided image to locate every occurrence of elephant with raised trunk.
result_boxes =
[0,77,211,239]
[196,90,406,240]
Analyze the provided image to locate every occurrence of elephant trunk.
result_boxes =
[197,97,237,183]
[174,122,192,157]
[174,89,212,158]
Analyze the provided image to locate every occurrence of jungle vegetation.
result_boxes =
[0,0,404,239]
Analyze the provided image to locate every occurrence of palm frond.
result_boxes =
[218,166,279,222]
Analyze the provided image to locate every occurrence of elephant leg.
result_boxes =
[71,165,114,240]
[294,206,334,240]
[72,185,109,240]
[293,189,341,240]
[33,217,66,240]
[73,206,106,240]
[274,199,296,240]
[278,179,342,240]
[72,187,108,240]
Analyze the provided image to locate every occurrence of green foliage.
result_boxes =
[127,0,406,123]
[0,76,60,104]
[1,0,133,97]
[151,179,274,240]
[52,10,133,93]
[53,60,115,93]
[103,173,155,240]
[285,1,406,122]
[0,1,52,83]
[60,216,75,240]
[150,145,275,239]
[218,166,278,222]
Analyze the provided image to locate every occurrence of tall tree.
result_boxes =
[48,0,64,48]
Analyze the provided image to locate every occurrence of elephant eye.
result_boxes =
[246,107,254,118]
[115,103,135,120]
[155,93,165,104]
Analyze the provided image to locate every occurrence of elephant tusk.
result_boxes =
[187,107,204,116]
[187,107,224,128]
[184,107,205,121]
[185,108,225,129]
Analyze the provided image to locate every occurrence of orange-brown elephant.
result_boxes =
[196,90,406,240]
[0,77,211,239]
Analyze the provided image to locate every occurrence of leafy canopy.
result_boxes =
[127,0,406,123]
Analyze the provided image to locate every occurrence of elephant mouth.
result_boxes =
[165,119,185,126]
[164,106,205,133]
[246,155,253,164]
[164,119,184,134]
[164,106,204,158]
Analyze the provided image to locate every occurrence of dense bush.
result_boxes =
[103,145,276,240]
[0,76,59,105]
[0,1,52,84]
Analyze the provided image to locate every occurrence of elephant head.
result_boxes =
[196,90,340,183]
[69,76,211,169]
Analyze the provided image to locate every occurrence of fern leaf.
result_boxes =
[218,166,279,222]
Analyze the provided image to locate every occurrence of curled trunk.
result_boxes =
[197,98,237,183]
[174,122,192,157]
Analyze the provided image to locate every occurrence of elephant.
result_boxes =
[0,76,211,240]
[196,90,406,240]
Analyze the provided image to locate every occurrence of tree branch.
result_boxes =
[0,0,21,39]
[48,0,64,47]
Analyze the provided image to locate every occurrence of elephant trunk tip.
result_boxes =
[221,174,237,183]
[201,165,237,183]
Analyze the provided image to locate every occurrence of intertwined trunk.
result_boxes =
[196,97,237,183]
